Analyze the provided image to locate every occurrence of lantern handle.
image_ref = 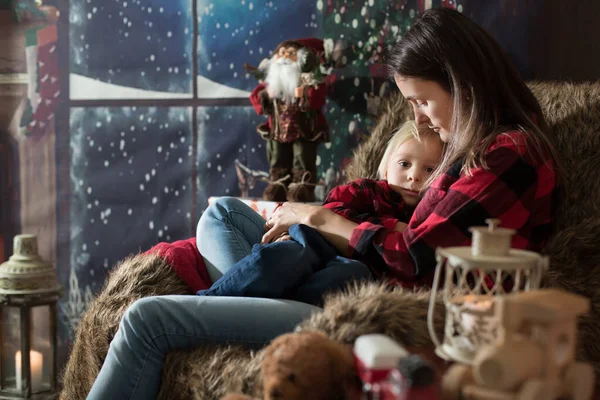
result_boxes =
[485,218,500,231]
[428,252,445,350]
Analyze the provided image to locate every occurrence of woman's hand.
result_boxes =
[262,202,321,244]
[262,203,358,257]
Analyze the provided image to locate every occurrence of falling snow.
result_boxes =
[196,106,270,206]
[70,0,193,93]
[69,106,194,298]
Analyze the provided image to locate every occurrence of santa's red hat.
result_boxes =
[272,38,326,63]
[294,38,325,57]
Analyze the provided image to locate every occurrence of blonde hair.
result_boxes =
[377,121,442,179]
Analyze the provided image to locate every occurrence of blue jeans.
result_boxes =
[196,197,372,306]
[86,296,318,400]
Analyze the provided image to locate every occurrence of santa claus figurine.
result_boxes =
[248,38,330,202]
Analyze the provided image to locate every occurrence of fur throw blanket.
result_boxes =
[60,81,600,399]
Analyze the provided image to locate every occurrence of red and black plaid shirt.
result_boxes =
[345,131,557,288]
[323,178,414,230]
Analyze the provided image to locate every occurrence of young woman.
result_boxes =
[86,8,558,400]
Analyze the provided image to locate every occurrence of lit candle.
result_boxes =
[456,296,495,352]
[15,350,43,391]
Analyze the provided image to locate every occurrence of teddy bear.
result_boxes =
[221,330,362,400]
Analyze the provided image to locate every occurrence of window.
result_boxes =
[59,0,323,292]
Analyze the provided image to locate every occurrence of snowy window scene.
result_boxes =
[69,106,194,292]
[70,0,194,97]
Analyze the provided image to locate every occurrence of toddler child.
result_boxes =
[196,121,444,305]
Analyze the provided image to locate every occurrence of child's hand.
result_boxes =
[274,232,291,242]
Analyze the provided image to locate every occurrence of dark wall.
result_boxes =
[532,0,600,81]
[464,0,600,82]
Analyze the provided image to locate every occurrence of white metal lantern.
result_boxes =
[0,234,62,399]
[427,219,548,365]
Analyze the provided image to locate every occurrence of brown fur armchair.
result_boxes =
[60,81,600,399]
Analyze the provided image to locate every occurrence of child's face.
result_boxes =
[384,136,443,206]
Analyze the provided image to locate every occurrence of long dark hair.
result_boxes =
[388,8,560,184]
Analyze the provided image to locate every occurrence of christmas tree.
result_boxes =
[318,0,462,185]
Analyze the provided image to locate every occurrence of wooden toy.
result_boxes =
[441,289,595,400]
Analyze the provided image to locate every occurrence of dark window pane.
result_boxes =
[69,107,193,292]
[196,106,270,209]
[70,0,193,98]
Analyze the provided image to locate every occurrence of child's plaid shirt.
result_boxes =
[326,131,557,288]
[323,178,414,231]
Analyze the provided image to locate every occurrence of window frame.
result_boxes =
[55,0,250,270]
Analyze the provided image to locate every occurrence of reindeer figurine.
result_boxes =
[234,159,269,198]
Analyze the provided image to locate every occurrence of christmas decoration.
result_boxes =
[19,21,60,137]
[247,38,331,202]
